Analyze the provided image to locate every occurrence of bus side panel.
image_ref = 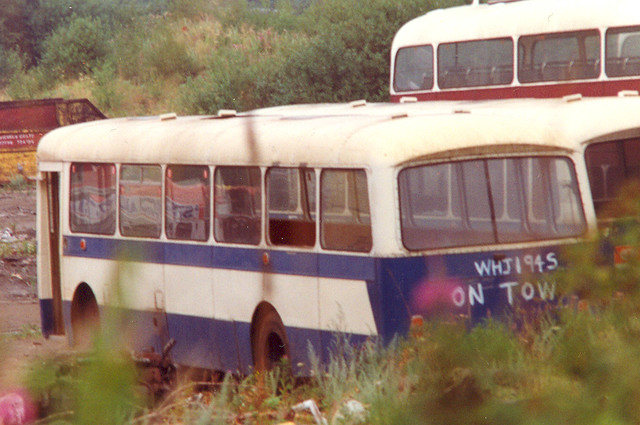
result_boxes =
[258,250,319,375]
[391,80,611,102]
[318,254,378,363]
[62,237,119,344]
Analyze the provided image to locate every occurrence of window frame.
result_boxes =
[517,29,601,83]
[214,165,262,246]
[320,168,372,253]
[393,44,435,92]
[437,37,514,89]
[69,162,117,235]
[165,164,211,242]
[266,166,317,248]
[119,163,163,239]
[398,156,587,251]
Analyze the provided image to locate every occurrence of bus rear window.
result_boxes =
[165,165,210,241]
[437,38,513,89]
[518,30,600,83]
[69,163,116,235]
[606,26,640,77]
[399,157,585,251]
[394,45,434,92]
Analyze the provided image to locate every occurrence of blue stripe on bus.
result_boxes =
[63,235,376,280]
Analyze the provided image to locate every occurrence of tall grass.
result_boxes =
[22,230,640,424]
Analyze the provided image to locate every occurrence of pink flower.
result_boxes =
[0,391,36,424]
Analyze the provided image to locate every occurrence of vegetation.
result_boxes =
[0,0,465,116]
[19,201,640,424]
[22,296,640,424]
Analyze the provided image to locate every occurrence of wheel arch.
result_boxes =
[70,281,100,346]
[250,301,290,371]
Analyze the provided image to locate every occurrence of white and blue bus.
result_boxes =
[36,95,640,374]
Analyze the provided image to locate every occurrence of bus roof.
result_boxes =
[392,0,640,49]
[37,96,640,169]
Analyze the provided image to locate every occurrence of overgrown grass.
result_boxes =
[20,298,640,424]
[0,240,36,258]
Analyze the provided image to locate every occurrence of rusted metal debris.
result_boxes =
[132,338,177,401]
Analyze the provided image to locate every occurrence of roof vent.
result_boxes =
[160,112,177,121]
[350,99,367,108]
[217,109,237,118]
[618,90,639,97]
[400,96,418,103]
[562,93,583,103]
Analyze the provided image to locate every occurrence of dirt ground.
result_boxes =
[0,187,66,392]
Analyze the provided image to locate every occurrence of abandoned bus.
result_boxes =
[391,0,640,102]
[36,96,640,374]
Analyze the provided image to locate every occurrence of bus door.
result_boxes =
[40,170,64,336]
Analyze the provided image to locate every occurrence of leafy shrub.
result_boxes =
[27,0,161,63]
[142,27,200,79]
[40,16,110,81]
[179,0,463,113]
[0,47,23,87]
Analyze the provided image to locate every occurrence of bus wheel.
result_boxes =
[70,283,100,348]
[252,308,289,372]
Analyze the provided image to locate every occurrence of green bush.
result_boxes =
[0,47,23,87]
[142,27,200,79]
[179,0,457,114]
[40,16,110,81]
[6,66,54,99]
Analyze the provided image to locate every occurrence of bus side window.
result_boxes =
[437,38,513,89]
[267,167,316,247]
[214,166,261,245]
[606,26,640,77]
[120,164,162,238]
[320,169,372,252]
[394,45,434,92]
[165,165,210,241]
[518,30,600,83]
[69,162,116,235]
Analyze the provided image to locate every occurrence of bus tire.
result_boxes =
[70,283,100,348]
[252,307,289,372]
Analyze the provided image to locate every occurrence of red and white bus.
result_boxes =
[390,0,640,102]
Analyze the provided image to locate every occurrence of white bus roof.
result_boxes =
[392,0,640,49]
[37,96,640,169]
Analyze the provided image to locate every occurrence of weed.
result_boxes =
[0,241,36,258]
